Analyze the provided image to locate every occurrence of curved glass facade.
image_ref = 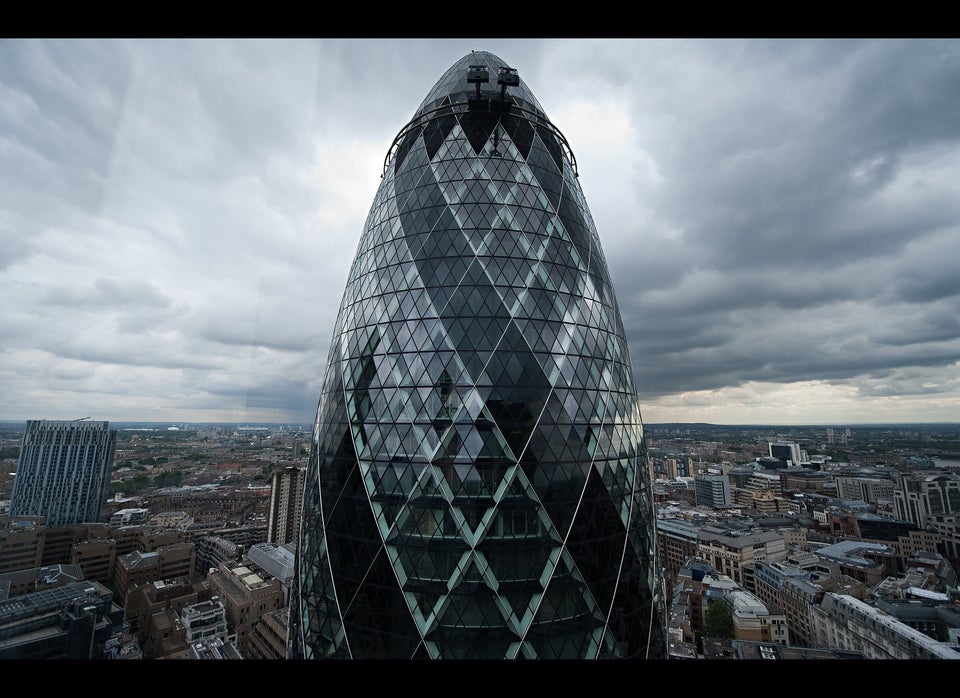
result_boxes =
[290,51,666,659]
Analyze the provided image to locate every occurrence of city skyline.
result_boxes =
[2,39,959,426]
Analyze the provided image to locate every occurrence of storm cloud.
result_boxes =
[1,38,958,425]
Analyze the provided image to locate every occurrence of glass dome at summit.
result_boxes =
[289,51,666,659]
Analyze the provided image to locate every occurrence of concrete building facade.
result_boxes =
[115,542,197,610]
[266,466,304,546]
[694,474,732,508]
[811,591,960,659]
[894,471,960,529]
[697,527,787,587]
[206,560,285,655]
[0,580,128,659]
[245,607,288,660]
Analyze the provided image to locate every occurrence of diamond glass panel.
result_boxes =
[291,51,666,660]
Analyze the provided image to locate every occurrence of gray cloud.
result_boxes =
[40,278,172,309]
[1,38,958,424]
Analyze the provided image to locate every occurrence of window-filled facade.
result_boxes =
[290,51,666,659]
[11,420,116,527]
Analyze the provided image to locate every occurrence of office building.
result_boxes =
[11,419,117,527]
[0,516,189,587]
[927,512,960,574]
[206,560,285,655]
[129,577,213,658]
[0,562,83,600]
[195,535,242,578]
[245,607,289,660]
[727,465,757,489]
[656,518,701,583]
[41,522,111,567]
[144,596,241,660]
[717,640,864,660]
[697,527,787,587]
[768,441,803,467]
[694,473,732,508]
[753,561,819,647]
[894,470,960,529]
[186,636,244,659]
[181,596,233,646]
[0,515,44,573]
[732,487,778,512]
[669,559,788,648]
[141,607,190,660]
[780,468,831,493]
[0,580,128,659]
[247,541,295,603]
[71,535,117,584]
[109,508,150,527]
[811,592,960,659]
[728,588,789,645]
[834,476,896,504]
[115,542,196,610]
[290,51,665,659]
[812,540,892,586]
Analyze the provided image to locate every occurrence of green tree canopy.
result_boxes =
[703,599,734,639]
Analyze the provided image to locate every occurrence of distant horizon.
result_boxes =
[2,40,959,427]
[2,418,959,428]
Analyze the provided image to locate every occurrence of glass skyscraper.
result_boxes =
[290,51,666,659]
[11,419,117,527]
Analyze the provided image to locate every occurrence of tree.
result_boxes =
[702,599,734,640]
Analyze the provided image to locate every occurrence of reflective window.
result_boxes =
[292,51,665,660]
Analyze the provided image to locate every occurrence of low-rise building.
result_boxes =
[728,589,789,644]
[126,576,212,648]
[71,536,116,585]
[109,508,151,527]
[812,591,960,659]
[246,542,295,603]
[116,542,197,611]
[245,607,288,659]
[697,527,787,587]
[752,559,865,647]
[195,535,242,579]
[0,580,131,659]
[205,560,285,655]
[0,563,84,600]
[813,540,891,585]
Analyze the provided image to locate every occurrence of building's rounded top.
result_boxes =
[413,50,546,119]
[385,50,577,177]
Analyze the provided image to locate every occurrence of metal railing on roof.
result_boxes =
[382,98,578,178]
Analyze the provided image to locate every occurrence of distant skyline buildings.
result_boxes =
[769,441,805,467]
[10,419,116,527]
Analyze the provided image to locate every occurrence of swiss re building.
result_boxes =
[290,51,667,659]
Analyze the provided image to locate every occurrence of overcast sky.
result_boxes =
[2,38,959,426]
